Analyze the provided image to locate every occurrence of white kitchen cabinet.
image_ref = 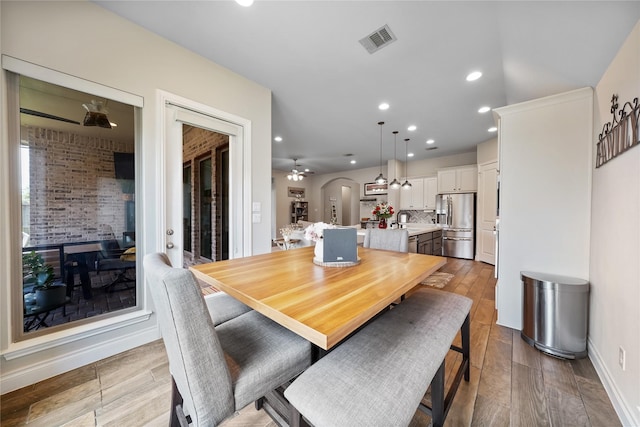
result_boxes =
[437,165,478,193]
[399,178,424,209]
[423,177,438,210]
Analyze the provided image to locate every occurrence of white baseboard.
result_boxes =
[588,338,639,426]
[0,326,160,394]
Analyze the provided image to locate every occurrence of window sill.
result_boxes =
[2,309,153,360]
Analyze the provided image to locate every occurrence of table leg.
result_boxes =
[65,254,93,300]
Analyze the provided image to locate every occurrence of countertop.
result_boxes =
[356,224,441,237]
[404,225,442,236]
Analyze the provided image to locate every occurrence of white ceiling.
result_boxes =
[93,1,640,175]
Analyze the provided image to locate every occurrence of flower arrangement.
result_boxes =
[280,224,295,242]
[304,222,336,242]
[372,202,394,219]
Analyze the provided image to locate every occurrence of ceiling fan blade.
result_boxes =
[20,108,80,125]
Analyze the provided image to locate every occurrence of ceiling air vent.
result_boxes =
[359,24,397,54]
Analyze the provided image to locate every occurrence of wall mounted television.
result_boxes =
[113,152,134,180]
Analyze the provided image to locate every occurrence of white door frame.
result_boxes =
[476,161,498,265]
[157,90,252,267]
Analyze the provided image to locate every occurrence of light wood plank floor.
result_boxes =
[0,259,620,426]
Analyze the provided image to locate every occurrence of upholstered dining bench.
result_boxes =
[284,287,472,427]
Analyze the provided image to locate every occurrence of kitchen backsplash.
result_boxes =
[401,210,436,224]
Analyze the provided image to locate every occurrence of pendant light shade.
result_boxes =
[389,130,401,189]
[401,138,412,190]
[374,121,387,185]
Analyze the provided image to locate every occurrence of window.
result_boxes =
[5,63,142,340]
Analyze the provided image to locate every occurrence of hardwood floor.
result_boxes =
[0,259,620,426]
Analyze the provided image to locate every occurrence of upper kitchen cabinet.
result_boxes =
[399,178,424,210]
[437,165,478,193]
[423,177,438,210]
[399,176,438,210]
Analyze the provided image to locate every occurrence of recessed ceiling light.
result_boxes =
[407,125,417,131]
[478,106,491,113]
[488,126,498,132]
[408,153,414,157]
[274,136,282,142]
[426,139,435,145]
[235,0,253,6]
[304,168,310,172]
[350,160,356,164]
[378,102,390,110]
[466,71,482,81]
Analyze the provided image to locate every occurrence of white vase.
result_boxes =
[314,239,323,261]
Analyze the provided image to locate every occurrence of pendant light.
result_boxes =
[374,121,387,185]
[401,138,412,190]
[389,131,401,189]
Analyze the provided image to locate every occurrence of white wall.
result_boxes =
[402,150,477,178]
[272,170,313,237]
[589,21,640,426]
[306,166,382,223]
[494,87,593,329]
[477,138,498,164]
[0,1,271,392]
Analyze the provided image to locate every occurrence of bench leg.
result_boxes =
[289,405,302,427]
[431,360,446,427]
[462,313,470,381]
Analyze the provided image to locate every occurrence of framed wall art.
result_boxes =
[364,182,388,196]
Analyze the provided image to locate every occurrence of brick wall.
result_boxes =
[182,125,228,267]
[23,126,134,246]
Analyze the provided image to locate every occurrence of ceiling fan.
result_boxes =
[287,158,314,181]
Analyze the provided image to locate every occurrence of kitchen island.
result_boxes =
[357,224,443,255]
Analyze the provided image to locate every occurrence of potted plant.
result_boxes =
[23,251,66,308]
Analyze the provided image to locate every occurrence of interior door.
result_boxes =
[164,103,245,268]
[477,162,498,265]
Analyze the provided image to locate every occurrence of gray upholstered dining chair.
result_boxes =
[363,228,409,253]
[151,253,251,326]
[143,253,312,426]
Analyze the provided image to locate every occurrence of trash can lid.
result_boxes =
[521,271,589,289]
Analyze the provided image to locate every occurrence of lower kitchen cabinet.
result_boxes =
[432,230,442,255]
[416,230,442,256]
[418,237,432,255]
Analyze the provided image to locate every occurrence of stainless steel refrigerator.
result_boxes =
[435,193,476,259]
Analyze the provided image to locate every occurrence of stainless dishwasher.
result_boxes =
[408,235,418,253]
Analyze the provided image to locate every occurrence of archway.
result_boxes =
[320,178,360,226]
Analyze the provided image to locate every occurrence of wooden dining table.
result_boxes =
[190,246,446,350]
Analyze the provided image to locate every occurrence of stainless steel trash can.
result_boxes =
[521,271,589,359]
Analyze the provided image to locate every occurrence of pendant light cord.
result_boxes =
[379,121,384,174]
